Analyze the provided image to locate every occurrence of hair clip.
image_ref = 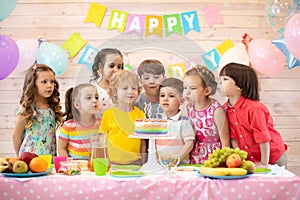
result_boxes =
[33,62,37,70]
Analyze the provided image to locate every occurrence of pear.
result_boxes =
[241,160,256,174]
[12,160,29,174]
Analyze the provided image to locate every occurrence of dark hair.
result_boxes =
[185,65,217,95]
[219,63,259,100]
[137,60,165,77]
[19,64,64,129]
[90,48,123,81]
[64,84,96,121]
[160,78,183,97]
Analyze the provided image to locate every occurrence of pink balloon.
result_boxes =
[15,39,39,72]
[248,39,285,75]
[284,13,300,60]
[0,34,19,80]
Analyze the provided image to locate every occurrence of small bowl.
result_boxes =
[58,160,81,175]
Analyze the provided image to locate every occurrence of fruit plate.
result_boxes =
[255,167,272,174]
[109,170,144,178]
[0,168,52,178]
[172,166,200,172]
[200,174,252,180]
[111,165,141,171]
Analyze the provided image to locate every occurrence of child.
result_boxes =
[58,84,101,160]
[89,48,123,118]
[100,70,146,165]
[219,63,287,167]
[183,65,230,164]
[12,64,64,157]
[156,78,195,164]
[135,59,165,119]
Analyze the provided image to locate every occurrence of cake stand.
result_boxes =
[129,134,174,174]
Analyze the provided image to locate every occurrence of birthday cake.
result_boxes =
[134,119,168,136]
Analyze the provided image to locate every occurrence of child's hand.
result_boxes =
[255,162,270,168]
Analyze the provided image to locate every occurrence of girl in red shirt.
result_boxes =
[219,63,287,168]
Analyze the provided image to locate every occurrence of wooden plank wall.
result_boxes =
[1,0,300,176]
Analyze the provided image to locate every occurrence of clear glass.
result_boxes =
[158,153,180,174]
[88,132,110,172]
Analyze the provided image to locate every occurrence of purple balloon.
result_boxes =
[0,34,19,80]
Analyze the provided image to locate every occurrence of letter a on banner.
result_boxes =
[108,9,128,33]
[125,14,145,36]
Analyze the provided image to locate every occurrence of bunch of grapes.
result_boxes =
[204,147,248,167]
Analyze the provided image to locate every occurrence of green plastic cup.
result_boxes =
[93,158,109,176]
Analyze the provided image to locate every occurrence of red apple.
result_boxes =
[226,153,242,168]
[19,152,38,165]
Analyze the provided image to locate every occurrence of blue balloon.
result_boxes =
[272,37,300,69]
[37,42,68,76]
[0,0,18,21]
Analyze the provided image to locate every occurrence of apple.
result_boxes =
[0,158,9,172]
[13,160,29,174]
[19,152,38,165]
[241,160,256,174]
[226,153,242,168]
[7,158,19,173]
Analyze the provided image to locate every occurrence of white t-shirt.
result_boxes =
[156,111,195,164]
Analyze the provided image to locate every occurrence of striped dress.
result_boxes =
[59,118,101,160]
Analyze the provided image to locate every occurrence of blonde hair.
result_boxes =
[108,70,142,104]
[185,65,217,95]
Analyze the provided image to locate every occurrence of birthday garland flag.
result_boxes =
[145,16,164,37]
[216,39,234,55]
[78,45,99,70]
[181,11,201,34]
[62,32,87,58]
[84,2,107,27]
[125,14,145,36]
[163,14,182,36]
[108,9,128,33]
[202,5,224,27]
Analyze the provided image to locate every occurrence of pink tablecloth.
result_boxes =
[1,169,300,200]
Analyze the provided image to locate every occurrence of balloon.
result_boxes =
[284,13,300,60]
[218,43,249,70]
[248,39,285,75]
[265,0,300,35]
[272,37,300,69]
[15,39,39,72]
[0,0,18,21]
[37,42,68,76]
[0,34,19,80]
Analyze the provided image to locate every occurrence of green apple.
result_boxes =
[12,160,29,174]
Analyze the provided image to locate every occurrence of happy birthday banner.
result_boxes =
[63,2,231,76]
[84,2,223,37]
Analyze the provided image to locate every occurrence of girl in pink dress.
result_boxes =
[183,65,230,164]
